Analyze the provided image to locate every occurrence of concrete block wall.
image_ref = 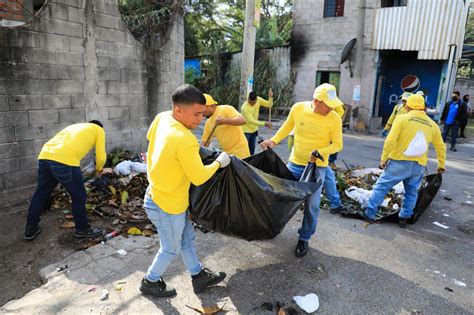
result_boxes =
[0,0,184,207]
[292,0,379,124]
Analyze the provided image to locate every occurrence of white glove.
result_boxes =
[215,152,231,168]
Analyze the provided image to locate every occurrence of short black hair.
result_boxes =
[453,91,461,96]
[172,84,206,106]
[89,120,103,128]
[248,91,257,101]
[463,94,470,101]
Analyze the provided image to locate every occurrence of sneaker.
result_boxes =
[399,218,408,228]
[192,268,226,293]
[295,239,308,258]
[330,206,346,214]
[24,225,42,241]
[74,226,104,238]
[140,277,177,298]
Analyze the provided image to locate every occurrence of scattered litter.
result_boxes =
[88,287,97,292]
[103,231,120,243]
[444,287,454,292]
[117,280,127,284]
[349,168,382,178]
[439,189,446,193]
[56,265,69,272]
[114,160,147,176]
[393,204,399,210]
[61,222,75,228]
[64,214,74,220]
[444,196,452,201]
[443,214,450,217]
[454,280,467,287]
[99,289,109,301]
[116,249,128,256]
[434,270,440,274]
[381,198,390,208]
[293,293,320,313]
[127,227,142,235]
[433,222,450,229]
[257,292,264,296]
[185,304,224,314]
[114,285,124,292]
[345,187,372,208]
[102,168,114,175]
[466,200,472,205]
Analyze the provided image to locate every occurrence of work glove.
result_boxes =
[381,129,389,138]
[216,152,231,168]
[436,167,445,174]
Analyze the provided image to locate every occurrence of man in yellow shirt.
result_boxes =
[381,92,411,138]
[140,84,230,298]
[364,94,446,227]
[241,89,273,155]
[24,121,107,241]
[261,83,343,258]
[201,94,250,158]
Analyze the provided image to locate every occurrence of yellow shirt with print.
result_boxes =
[241,96,273,133]
[146,111,220,214]
[271,101,343,167]
[202,105,250,159]
[382,110,446,169]
[38,123,106,171]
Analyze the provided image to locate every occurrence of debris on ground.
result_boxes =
[116,249,128,256]
[433,222,450,229]
[454,280,467,287]
[444,196,453,201]
[56,265,68,272]
[185,304,225,314]
[444,287,454,292]
[293,293,320,313]
[99,289,109,301]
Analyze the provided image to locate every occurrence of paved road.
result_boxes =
[2,127,473,314]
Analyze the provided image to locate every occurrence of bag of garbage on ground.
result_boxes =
[189,148,322,241]
[114,160,147,176]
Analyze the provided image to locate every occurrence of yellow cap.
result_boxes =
[401,92,412,101]
[203,94,218,106]
[313,83,343,108]
[406,94,425,110]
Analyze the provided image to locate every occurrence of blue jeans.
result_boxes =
[27,160,89,231]
[443,123,459,147]
[324,167,342,209]
[143,195,201,282]
[365,160,425,220]
[287,162,327,241]
[245,131,258,155]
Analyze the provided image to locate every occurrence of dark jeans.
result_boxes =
[245,131,258,155]
[27,160,89,231]
[442,122,459,147]
[329,152,338,164]
[459,119,468,137]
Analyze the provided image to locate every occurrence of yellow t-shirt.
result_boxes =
[271,101,343,167]
[202,105,250,159]
[241,96,273,133]
[385,104,408,129]
[382,110,446,168]
[146,111,220,214]
[38,123,106,171]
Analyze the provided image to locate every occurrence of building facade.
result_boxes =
[292,0,470,129]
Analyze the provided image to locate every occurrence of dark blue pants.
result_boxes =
[27,160,89,231]
[245,131,258,155]
[329,152,338,164]
[443,122,459,147]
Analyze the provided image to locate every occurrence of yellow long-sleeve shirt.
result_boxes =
[271,101,343,167]
[202,105,250,159]
[147,111,220,214]
[241,96,273,133]
[334,105,345,118]
[384,104,408,130]
[382,110,446,169]
[38,123,106,171]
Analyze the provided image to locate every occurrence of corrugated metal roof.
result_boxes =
[372,0,468,60]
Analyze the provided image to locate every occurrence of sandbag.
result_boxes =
[189,148,321,241]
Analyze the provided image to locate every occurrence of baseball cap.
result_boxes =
[203,94,218,106]
[313,83,343,108]
[406,94,425,110]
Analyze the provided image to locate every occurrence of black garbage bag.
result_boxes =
[189,148,322,241]
[243,150,296,181]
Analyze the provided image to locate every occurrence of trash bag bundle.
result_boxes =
[189,148,322,241]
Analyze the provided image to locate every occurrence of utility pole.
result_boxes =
[239,0,257,109]
[352,0,367,130]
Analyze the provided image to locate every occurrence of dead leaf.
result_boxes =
[142,229,154,236]
[61,221,75,228]
[109,200,119,207]
[64,214,74,220]
[121,191,129,205]
[102,168,113,174]
[109,185,116,197]
[185,304,224,314]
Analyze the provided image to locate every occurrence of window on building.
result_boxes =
[381,0,407,8]
[324,0,344,18]
[316,71,341,91]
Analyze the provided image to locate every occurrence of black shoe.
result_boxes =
[140,277,177,298]
[330,206,346,214]
[295,240,308,258]
[361,213,376,224]
[399,218,408,228]
[191,268,226,293]
[24,225,42,241]
[74,226,104,238]
[460,135,467,138]
[450,146,457,152]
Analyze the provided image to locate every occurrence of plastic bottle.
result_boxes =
[102,231,119,243]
